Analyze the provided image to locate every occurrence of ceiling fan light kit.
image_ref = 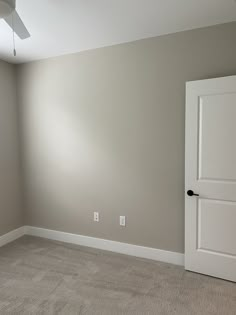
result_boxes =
[0,0,14,18]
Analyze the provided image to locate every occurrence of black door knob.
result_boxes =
[187,190,199,197]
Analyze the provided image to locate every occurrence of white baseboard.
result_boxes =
[0,226,184,266]
[25,226,184,266]
[0,226,25,248]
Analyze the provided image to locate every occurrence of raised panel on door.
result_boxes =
[197,198,236,256]
[198,93,236,182]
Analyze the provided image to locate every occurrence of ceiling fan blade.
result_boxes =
[4,10,30,39]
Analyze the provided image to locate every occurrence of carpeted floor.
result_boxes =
[0,236,235,314]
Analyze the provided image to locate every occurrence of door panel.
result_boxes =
[198,198,236,256]
[185,76,236,282]
[199,94,236,182]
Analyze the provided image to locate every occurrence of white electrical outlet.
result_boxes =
[120,216,126,227]
[94,212,99,222]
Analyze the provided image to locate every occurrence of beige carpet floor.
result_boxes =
[0,236,235,315]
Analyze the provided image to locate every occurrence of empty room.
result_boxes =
[0,0,236,314]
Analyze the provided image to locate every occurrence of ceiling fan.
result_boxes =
[0,0,30,39]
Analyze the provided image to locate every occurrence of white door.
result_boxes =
[185,76,236,282]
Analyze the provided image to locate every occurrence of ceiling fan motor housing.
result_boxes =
[0,0,15,18]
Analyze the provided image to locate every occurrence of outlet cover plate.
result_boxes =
[120,216,126,227]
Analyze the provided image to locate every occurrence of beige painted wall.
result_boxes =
[0,61,23,236]
[16,22,236,253]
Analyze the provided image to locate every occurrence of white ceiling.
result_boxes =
[0,0,236,64]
